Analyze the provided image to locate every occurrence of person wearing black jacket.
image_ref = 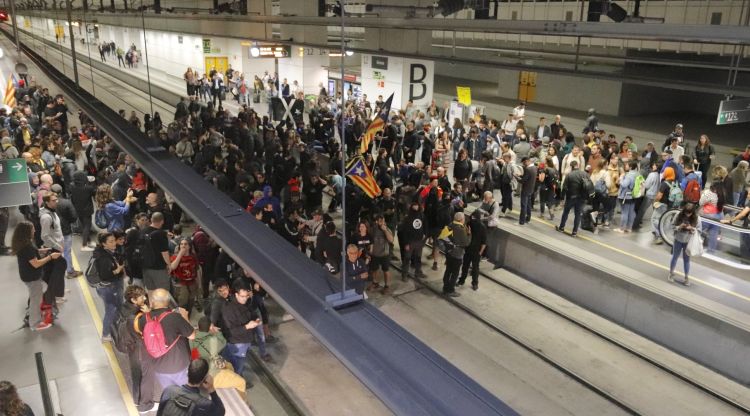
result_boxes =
[556,161,589,237]
[458,210,487,291]
[398,201,427,280]
[70,171,96,251]
[94,232,125,343]
[221,279,270,378]
[50,184,80,279]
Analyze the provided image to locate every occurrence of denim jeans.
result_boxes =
[701,213,721,252]
[155,367,188,390]
[651,204,668,237]
[224,327,268,377]
[96,280,123,337]
[670,240,690,277]
[63,234,74,274]
[619,200,636,231]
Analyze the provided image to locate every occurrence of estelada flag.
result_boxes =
[360,92,393,154]
[3,73,17,108]
[345,156,381,199]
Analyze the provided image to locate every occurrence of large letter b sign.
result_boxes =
[409,64,427,101]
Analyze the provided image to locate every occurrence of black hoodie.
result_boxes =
[70,171,96,216]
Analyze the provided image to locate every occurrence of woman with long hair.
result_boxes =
[168,238,201,315]
[95,184,136,232]
[93,232,125,343]
[12,221,60,331]
[693,134,715,188]
[0,380,34,416]
[669,203,698,285]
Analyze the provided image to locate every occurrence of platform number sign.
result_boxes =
[717,98,750,125]
[0,158,31,208]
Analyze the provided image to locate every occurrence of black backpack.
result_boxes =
[85,254,110,288]
[111,307,140,354]
[132,229,157,270]
[159,385,203,416]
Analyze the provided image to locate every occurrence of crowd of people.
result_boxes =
[3,61,750,413]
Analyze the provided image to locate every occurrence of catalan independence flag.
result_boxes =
[345,156,381,198]
[3,73,16,108]
[359,92,393,154]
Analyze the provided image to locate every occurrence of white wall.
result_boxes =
[361,55,434,110]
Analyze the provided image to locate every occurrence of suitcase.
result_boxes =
[581,207,594,232]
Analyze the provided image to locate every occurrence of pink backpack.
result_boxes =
[142,312,180,358]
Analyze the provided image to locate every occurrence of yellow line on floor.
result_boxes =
[529,215,750,304]
[71,251,139,416]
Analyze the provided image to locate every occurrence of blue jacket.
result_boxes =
[104,200,130,232]
[618,171,638,200]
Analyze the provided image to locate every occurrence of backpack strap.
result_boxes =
[133,312,144,335]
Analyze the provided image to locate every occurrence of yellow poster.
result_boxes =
[456,86,471,106]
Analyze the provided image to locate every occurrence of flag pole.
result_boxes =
[326,0,364,309]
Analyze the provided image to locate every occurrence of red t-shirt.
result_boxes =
[170,255,198,283]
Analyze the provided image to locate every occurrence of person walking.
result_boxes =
[668,203,698,286]
[93,232,125,343]
[556,161,589,237]
[12,221,60,331]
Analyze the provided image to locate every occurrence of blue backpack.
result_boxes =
[94,208,109,229]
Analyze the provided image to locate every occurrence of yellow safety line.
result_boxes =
[71,251,139,416]
[528,215,750,304]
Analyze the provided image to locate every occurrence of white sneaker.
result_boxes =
[80,246,95,252]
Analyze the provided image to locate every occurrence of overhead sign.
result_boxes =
[250,45,291,58]
[717,98,750,125]
[0,158,31,208]
[372,56,389,70]
[202,38,211,54]
[456,86,472,106]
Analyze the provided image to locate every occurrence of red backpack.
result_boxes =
[684,177,701,204]
[142,312,180,358]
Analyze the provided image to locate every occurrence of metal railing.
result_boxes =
[35,352,61,416]
[658,205,750,270]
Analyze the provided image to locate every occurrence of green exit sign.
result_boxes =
[0,158,31,208]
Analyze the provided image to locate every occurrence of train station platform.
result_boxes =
[3,22,750,416]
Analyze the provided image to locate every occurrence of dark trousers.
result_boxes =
[0,207,8,247]
[136,345,157,406]
[79,214,92,246]
[500,183,513,213]
[519,192,533,224]
[402,239,425,276]
[442,256,462,293]
[459,249,480,286]
[42,257,67,303]
[212,90,222,107]
[559,197,584,233]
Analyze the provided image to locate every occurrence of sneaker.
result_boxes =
[56,297,67,304]
[381,285,390,295]
[590,211,598,222]
[265,335,279,344]
[570,232,578,238]
[137,403,158,414]
[415,272,427,279]
[681,278,691,287]
[555,225,564,233]
[81,246,95,252]
[548,212,555,221]
[431,262,438,271]
[32,322,52,331]
[667,272,675,282]
[471,284,478,291]
[538,213,545,219]
[66,270,83,279]
[613,228,625,233]
[654,237,664,245]
[447,292,461,298]
[102,335,113,343]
